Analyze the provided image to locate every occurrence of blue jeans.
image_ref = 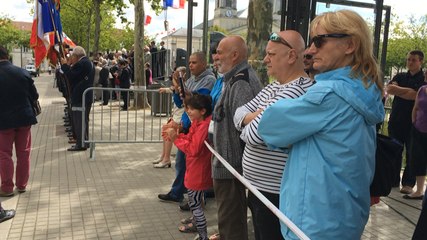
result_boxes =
[170,149,186,200]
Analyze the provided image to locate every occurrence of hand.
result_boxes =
[386,84,399,95]
[60,57,68,65]
[159,88,169,93]
[161,128,171,141]
[243,108,263,126]
[162,120,179,131]
[163,127,178,141]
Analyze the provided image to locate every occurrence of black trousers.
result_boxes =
[120,91,129,110]
[388,126,416,187]
[248,190,284,240]
[409,127,427,176]
[72,104,91,148]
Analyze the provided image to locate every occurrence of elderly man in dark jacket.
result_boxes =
[61,46,94,151]
[0,45,38,198]
[211,36,263,240]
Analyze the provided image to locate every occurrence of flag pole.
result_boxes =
[46,0,65,61]
[165,8,170,79]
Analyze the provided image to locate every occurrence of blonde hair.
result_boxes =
[310,10,383,94]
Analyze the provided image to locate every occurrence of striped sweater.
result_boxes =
[234,77,314,193]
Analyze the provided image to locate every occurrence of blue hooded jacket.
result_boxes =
[258,66,385,240]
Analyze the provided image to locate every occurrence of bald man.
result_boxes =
[233,30,314,240]
[211,36,263,240]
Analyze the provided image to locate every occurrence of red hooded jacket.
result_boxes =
[174,115,213,190]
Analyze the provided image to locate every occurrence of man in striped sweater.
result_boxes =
[233,30,314,240]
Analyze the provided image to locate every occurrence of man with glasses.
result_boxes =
[303,48,319,79]
[387,50,426,195]
[234,30,314,240]
[211,36,262,240]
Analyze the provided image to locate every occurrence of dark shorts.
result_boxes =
[409,126,427,176]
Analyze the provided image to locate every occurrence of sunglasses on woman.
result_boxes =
[269,33,294,49]
[310,34,350,48]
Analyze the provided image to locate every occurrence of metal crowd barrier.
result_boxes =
[81,87,173,160]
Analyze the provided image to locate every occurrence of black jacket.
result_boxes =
[0,60,38,130]
[119,67,131,89]
[61,56,94,107]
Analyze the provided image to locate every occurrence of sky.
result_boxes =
[1,0,426,40]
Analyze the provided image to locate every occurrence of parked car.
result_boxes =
[25,64,39,77]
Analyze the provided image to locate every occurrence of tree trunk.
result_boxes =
[133,0,150,109]
[93,0,102,58]
[86,8,93,54]
[247,0,272,86]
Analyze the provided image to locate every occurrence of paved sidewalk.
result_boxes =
[0,73,423,239]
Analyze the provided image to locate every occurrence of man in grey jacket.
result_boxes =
[212,36,262,240]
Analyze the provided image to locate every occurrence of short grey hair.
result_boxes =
[72,46,86,57]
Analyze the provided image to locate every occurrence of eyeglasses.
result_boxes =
[310,34,350,48]
[303,54,312,59]
[269,33,293,49]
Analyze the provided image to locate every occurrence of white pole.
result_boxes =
[204,141,310,240]
[165,8,170,79]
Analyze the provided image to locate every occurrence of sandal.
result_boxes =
[180,216,194,224]
[178,223,198,233]
[209,233,220,240]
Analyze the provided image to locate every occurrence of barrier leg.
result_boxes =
[89,142,96,161]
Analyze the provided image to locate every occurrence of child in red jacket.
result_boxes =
[164,92,212,240]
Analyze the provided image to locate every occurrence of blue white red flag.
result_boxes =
[30,0,63,68]
[62,32,76,48]
[163,0,185,9]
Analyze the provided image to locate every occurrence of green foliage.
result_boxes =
[58,0,164,54]
[148,0,167,15]
[386,14,427,77]
[209,25,229,35]
[0,17,30,49]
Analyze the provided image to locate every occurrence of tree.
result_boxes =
[61,0,93,51]
[209,25,229,35]
[0,17,30,50]
[385,14,427,77]
[92,0,129,57]
[132,0,163,109]
[246,0,272,86]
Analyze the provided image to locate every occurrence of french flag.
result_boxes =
[30,0,62,68]
[62,32,76,48]
[163,0,185,9]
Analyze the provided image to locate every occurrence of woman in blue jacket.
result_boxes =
[258,10,385,239]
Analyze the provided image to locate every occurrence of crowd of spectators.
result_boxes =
[1,9,426,240]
